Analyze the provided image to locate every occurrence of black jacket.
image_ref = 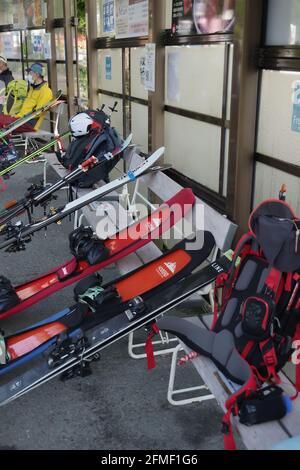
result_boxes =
[0,68,14,89]
[0,68,14,114]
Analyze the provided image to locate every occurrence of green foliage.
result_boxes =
[77,0,86,34]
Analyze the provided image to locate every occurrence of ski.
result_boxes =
[0,234,232,405]
[0,131,71,178]
[0,134,133,228]
[0,147,165,252]
[0,188,195,319]
[0,90,63,142]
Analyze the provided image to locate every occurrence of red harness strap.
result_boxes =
[259,339,281,384]
[145,324,160,370]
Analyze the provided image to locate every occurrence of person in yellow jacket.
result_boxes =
[0,63,53,133]
[17,63,53,130]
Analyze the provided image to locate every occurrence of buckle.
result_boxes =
[222,421,230,435]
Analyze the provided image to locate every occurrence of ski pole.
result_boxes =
[0,131,71,177]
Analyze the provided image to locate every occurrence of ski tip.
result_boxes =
[4,199,17,209]
[149,147,165,161]
[125,133,133,145]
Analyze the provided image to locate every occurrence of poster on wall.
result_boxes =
[145,43,155,92]
[3,35,14,57]
[103,0,115,34]
[105,56,112,80]
[140,55,146,85]
[116,0,148,39]
[172,0,236,36]
[24,0,44,28]
[292,81,300,133]
[33,34,43,55]
[167,51,180,102]
[44,33,52,60]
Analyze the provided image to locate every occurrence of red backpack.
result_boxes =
[157,199,300,450]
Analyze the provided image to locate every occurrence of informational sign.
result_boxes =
[140,55,146,85]
[116,0,148,39]
[167,51,180,102]
[44,33,52,60]
[3,35,13,57]
[103,0,115,34]
[144,43,155,92]
[105,56,112,80]
[172,0,236,36]
[33,34,43,55]
[292,81,300,133]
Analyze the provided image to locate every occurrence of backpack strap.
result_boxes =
[212,233,254,330]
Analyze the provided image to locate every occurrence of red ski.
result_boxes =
[0,188,195,320]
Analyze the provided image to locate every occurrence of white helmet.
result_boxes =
[69,112,94,137]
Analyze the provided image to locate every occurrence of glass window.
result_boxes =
[266,0,300,46]
[54,0,64,18]
[0,32,21,60]
[54,0,74,19]
[0,0,24,27]
[57,63,68,94]
[8,61,24,80]
[55,28,77,61]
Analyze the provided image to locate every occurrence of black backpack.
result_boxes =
[58,109,122,188]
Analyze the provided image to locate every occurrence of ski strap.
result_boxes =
[145,324,160,370]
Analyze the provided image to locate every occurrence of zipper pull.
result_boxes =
[295,227,299,253]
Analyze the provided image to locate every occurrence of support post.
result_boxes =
[86,0,98,109]
[46,0,58,95]
[148,0,165,153]
[63,0,76,117]
[226,0,263,234]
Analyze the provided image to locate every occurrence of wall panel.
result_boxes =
[165,44,225,118]
[257,70,300,166]
[254,162,300,213]
[98,48,123,94]
[165,112,221,193]
[131,102,148,154]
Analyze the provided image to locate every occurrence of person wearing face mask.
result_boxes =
[17,63,53,130]
[0,56,14,114]
[0,62,53,133]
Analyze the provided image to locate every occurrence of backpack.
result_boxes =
[157,198,300,450]
[58,109,122,188]
[3,80,28,116]
[0,139,19,170]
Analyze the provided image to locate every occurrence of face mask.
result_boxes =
[25,73,34,85]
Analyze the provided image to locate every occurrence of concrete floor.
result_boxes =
[0,159,225,450]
